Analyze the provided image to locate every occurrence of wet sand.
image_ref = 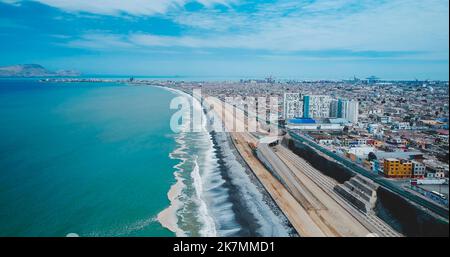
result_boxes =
[157,176,185,236]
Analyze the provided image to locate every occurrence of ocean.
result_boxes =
[0,79,291,237]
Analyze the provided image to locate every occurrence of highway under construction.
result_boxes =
[203,95,402,237]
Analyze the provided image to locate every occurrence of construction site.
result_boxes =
[203,95,402,237]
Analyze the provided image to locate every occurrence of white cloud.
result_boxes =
[5,0,445,59]
[65,0,448,58]
[2,0,237,15]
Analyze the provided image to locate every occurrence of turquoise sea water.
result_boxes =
[0,80,177,236]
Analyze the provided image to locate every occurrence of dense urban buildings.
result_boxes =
[128,77,449,214]
[146,78,448,182]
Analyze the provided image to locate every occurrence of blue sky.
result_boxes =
[0,0,448,79]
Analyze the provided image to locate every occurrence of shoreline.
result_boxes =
[211,130,296,236]
[156,171,185,237]
[154,84,293,236]
[154,85,189,237]
[155,85,218,237]
[156,162,186,237]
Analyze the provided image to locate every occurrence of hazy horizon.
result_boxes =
[0,0,449,80]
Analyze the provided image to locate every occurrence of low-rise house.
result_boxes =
[412,160,426,178]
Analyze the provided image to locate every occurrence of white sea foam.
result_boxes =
[190,94,221,236]
[212,120,291,236]
[199,132,242,236]
[157,131,187,237]
[159,85,219,237]
[156,89,192,237]
[193,93,248,236]
[191,155,217,237]
[157,85,290,237]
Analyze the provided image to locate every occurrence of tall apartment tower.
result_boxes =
[303,95,332,119]
[329,99,340,118]
[339,99,359,124]
[283,93,303,119]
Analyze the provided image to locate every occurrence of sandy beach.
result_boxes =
[155,85,293,237]
[157,176,185,236]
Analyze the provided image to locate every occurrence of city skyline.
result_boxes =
[0,0,449,80]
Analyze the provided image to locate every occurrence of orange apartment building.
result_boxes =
[383,158,413,178]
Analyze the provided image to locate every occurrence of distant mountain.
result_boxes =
[0,64,80,77]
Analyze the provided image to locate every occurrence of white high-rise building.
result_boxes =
[283,93,302,119]
[303,95,331,119]
[340,99,359,124]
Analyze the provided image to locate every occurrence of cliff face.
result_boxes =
[0,64,80,77]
